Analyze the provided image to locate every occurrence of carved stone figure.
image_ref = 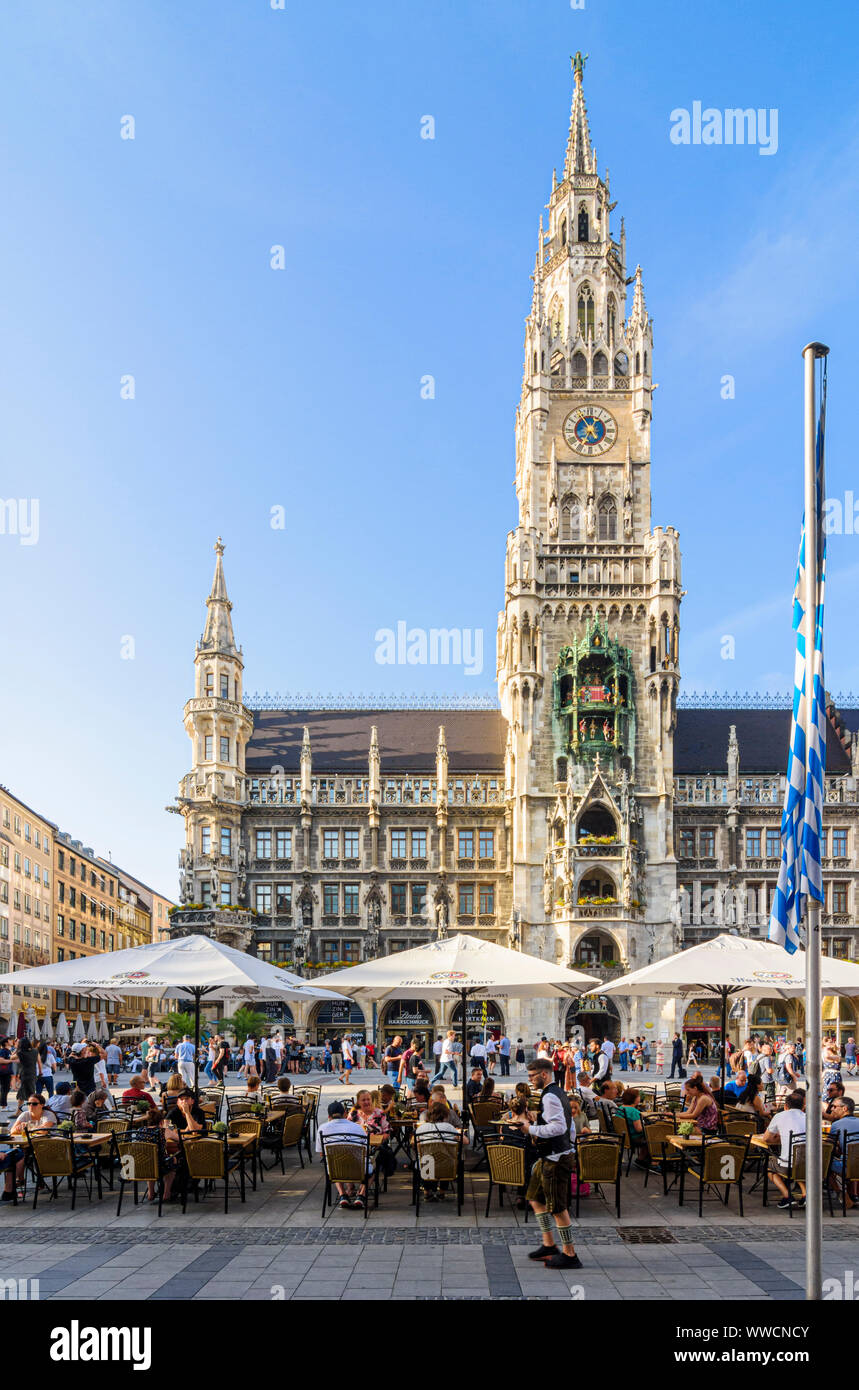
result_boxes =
[548,495,559,538]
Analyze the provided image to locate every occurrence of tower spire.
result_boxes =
[199,537,239,657]
[564,51,596,179]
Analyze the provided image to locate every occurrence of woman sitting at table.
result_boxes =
[615,1088,646,1152]
[568,1095,591,1139]
[415,1101,468,1202]
[410,1078,431,1111]
[349,1089,390,1135]
[677,1076,719,1134]
[735,1076,769,1122]
[69,1088,91,1130]
[2,1094,57,1200]
[129,1118,179,1204]
[477,1077,503,1112]
[81,1089,114,1126]
[378,1083,399,1115]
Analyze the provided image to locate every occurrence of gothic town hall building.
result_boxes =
[168,62,859,1051]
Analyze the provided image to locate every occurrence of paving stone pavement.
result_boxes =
[1,1066,854,1301]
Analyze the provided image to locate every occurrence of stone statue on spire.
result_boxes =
[571,51,588,81]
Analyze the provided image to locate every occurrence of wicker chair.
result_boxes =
[226,1097,262,1121]
[640,1116,681,1193]
[178,1131,245,1213]
[721,1113,758,1139]
[680,1135,750,1216]
[575,1137,622,1218]
[483,1134,529,1219]
[94,1114,132,1189]
[112,1136,171,1217]
[320,1131,375,1219]
[259,1108,288,1173]
[834,1131,859,1217]
[763,1133,836,1217]
[228,1118,264,1188]
[25,1132,102,1210]
[276,1109,308,1170]
[412,1130,464,1217]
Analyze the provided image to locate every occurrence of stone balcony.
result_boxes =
[571,961,628,982]
[168,907,257,950]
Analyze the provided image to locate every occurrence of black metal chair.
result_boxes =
[320,1131,376,1219]
[25,1131,102,1210]
[680,1134,750,1217]
[413,1128,465,1218]
[483,1133,530,1220]
[575,1136,622,1218]
[178,1130,245,1213]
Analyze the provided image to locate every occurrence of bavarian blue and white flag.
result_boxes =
[769,369,827,954]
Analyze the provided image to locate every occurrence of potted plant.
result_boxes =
[677,1120,695,1137]
[211,1121,227,1137]
[58,1120,74,1136]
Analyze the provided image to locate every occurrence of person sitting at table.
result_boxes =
[822,1081,846,1122]
[615,1088,645,1151]
[121,1073,152,1107]
[69,1088,91,1130]
[677,1076,719,1134]
[465,1067,485,1104]
[595,1080,620,1116]
[410,1078,431,1111]
[477,1077,503,1111]
[422,1092,464,1130]
[722,1070,748,1104]
[81,1089,114,1126]
[241,1074,264,1103]
[576,1071,599,1120]
[49,1082,74,1120]
[128,1116,179,1205]
[568,1095,591,1138]
[349,1089,389,1135]
[270,1077,302,1110]
[315,1100,373,1210]
[415,1100,468,1202]
[735,1076,769,1122]
[160,1073,188,1117]
[760,1089,807,1209]
[708,1075,729,1108]
[2,1095,57,1199]
[163,1090,207,1135]
[827,1096,859,1209]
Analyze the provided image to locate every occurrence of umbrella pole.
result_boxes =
[193,988,201,1099]
[720,989,728,1094]
[460,989,469,1125]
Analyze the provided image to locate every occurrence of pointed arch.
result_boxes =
[577,283,595,339]
[577,202,589,243]
[592,349,608,376]
[571,350,587,377]
[560,492,581,542]
[597,494,618,540]
[614,350,628,376]
[607,294,617,344]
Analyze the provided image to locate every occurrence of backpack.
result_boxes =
[776,1059,791,1084]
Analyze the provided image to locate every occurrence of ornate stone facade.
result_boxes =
[168,62,859,1046]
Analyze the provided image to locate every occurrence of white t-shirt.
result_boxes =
[342,1039,353,1063]
[242,1040,256,1062]
[440,1038,455,1064]
[470,1041,486,1059]
[315,1117,370,1162]
[767,1108,807,1164]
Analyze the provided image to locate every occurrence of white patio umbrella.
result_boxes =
[311,933,600,1118]
[55,1013,69,1046]
[8,1011,20,1041]
[96,1012,109,1043]
[0,934,349,1090]
[40,1014,54,1041]
[589,932,859,1089]
[72,1014,86,1043]
[86,1014,98,1039]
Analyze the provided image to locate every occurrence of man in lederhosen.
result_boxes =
[513,1056,582,1270]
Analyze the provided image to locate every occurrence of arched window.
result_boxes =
[560,217,568,246]
[560,495,581,542]
[597,496,617,541]
[614,351,629,376]
[577,205,589,242]
[635,351,641,374]
[592,351,608,376]
[572,350,587,376]
[551,352,566,379]
[532,351,538,373]
[643,350,648,373]
[577,284,594,339]
[607,295,617,344]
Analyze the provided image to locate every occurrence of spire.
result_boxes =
[530,216,545,322]
[627,264,649,335]
[564,52,596,179]
[199,537,239,656]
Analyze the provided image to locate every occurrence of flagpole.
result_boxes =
[802,340,828,1301]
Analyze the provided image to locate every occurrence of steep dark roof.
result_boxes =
[245,708,507,774]
[674,709,858,776]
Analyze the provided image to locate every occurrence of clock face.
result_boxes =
[563,406,618,456]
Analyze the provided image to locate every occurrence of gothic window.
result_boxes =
[560,495,581,542]
[635,351,641,374]
[592,351,608,376]
[551,352,566,378]
[560,216,568,246]
[577,205,589,242]
[572,351,587,376]
[532,351,538,373]
[644,350,648,373]
[204,670,214,696]
[597,495,617,540]
[607,295,617,344]
[614,351,628,376]
[577,284,594,339]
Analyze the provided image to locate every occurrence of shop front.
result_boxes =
[380,999,436,1051]
[565,994,620,1044]
[310,998,367,1045]
[682,999,723,1062]
[450,998,504,1043]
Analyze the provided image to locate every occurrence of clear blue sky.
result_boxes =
[1,0,857,894]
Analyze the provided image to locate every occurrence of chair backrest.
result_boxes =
[843,1131,859,1181]
[281,1111,306,1146]
[228,1118,262,1140]
[576,1138,622,1183]
[643,1119,674,1157]
[723,1114,756,1138]
[320,1133,369,1184]
[180,1133,227,1180]
[636,1087,656,1109]
[27,1134,75,1177]
[471,1102,499,1129]
[415,1131,462,1183]
[611,1113,629,1142]
[96,1116,131,1135]
[227,1099,258,1118]
[596,1103,615,1135]
[698,1136,748,1184]
[485,1139,526,1188]
[114,1138,160,1181]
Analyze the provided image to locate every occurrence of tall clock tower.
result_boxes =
[497,56,682,1039]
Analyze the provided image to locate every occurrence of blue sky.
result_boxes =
[1,0,857,894]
